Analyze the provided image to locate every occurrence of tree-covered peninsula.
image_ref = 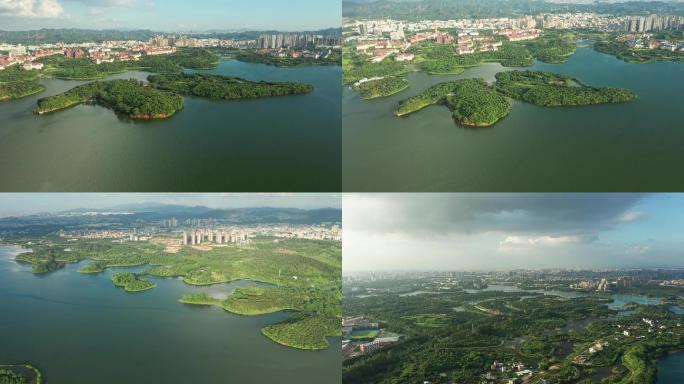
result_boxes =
[351,76,409,99]
[495,70,636,106]
[34,79,184,119]
[147,73,313,99]
[396,79,511,126]
[395,71,635,127]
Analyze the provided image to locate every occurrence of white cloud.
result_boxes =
[0,0,63,17]
[625,245,650,255]
[499,234,591,249]
[616,211,643,223]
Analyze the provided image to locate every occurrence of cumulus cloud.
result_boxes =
[0,0,63,17]
[625,245,651,255]
[616,211,643,223]
[499,234,596,249]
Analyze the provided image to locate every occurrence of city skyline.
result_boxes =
[344,193,684,272]
[0,193,342,217]
[0,0,340,32]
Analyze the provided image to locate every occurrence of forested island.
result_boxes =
[495,70,636,106]
[11,236,341,351]
[394,71,634,126]
[33,79,184,119]
[112,272,156,292]
[351,76,409,99]
[147,73,313,99]
[396,79,511,126]
[0,365,42,384]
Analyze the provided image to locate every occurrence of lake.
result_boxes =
[0,245,340,383]
[343,47,684,191]
[658,352,684,384]
[0,60,341,192]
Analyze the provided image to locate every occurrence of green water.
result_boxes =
[0,60,341,192]
[0,246,340,383]
[343,47,684,191]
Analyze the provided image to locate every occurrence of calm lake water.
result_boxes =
[0,60,341,192]
[0,245,340,383]
[658,352,684,384]
[343,47,684,191]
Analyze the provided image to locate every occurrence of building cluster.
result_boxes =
[483,361,533,383]
[573,340,609,365]
[257,34,340,50]
[346,12,682,41]
[342,316,401,359]
[58,229,135,240]
[570,276,634,291]
[615,33,684,52]
[181,229,250,246]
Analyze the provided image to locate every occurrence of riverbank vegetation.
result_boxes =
[41,48,220,80]
[495,70,636,106]
[147,73,313,99]
[351,76,409,99]
[34,79,184,119]
[112,272,156,292]
[594,40,684,64]
[235,49,341,67]
[395,81,460,116]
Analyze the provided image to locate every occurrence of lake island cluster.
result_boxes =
[343,6,684,126]
[0,203,342,383]
[0,31,341,118]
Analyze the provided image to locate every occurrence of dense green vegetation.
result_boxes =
[395,81,460,116]
[0,67,45,100]
[34,79,184,118]
[524,31,577,64]
[594,40,684,64]
[395,79,511,126]
[235,49,341,67]
[351,76,409,99]
[0,80,45,101]
[343,279,684,384]
[342,46,408,84]
[112,272,156,292]
[148,73,313,99]
[446,79,512,126]
[15,253,65,274]
[262,314,341,350]
[0,365,42,384]
[495,70,636,106]
[14,236,341,350]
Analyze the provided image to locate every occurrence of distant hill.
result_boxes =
[342,0,684,20]
[0,28,342,45]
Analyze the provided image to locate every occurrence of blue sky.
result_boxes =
[344,193,684,271]
[0,193,341,216]
[0,0,340,31]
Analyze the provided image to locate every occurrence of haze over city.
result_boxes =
[344,193,684,271]
[0,0,340,31]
